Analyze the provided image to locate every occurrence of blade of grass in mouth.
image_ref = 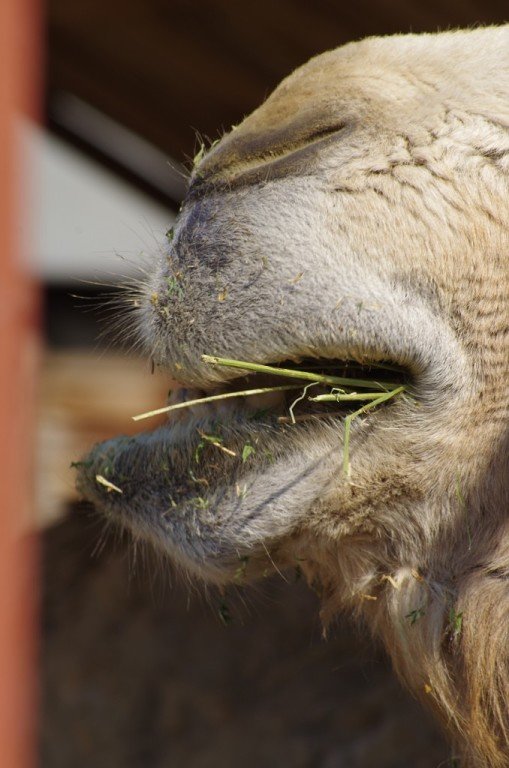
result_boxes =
[133,356,403,421]
[201,355,400,391]
[198,357,406,476]
[130,356,406,477]
[132,384,304,421]
[342,385,405,476]
[310,392,385,402]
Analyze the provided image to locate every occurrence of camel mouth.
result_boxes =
[77,354,409,503]
[165,356,409,426]
[77,358,408,524]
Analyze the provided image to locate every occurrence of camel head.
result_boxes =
[77,26,509,767]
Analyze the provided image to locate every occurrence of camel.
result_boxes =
[77,26,509,767]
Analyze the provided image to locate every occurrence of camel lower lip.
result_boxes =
[75,412,339,578]
[76,410,332,511]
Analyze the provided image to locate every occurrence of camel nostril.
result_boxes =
[190,119,350,194]
[302,122,348,144]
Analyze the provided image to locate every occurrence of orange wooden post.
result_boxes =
[0,0,40,766]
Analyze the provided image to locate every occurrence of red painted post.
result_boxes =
[0,0,40,765]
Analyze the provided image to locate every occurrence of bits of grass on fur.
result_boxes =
[218,599,232,626]
[197,430,237,457]
[191,496,210,510]
[406,606,426,625]
[449,608,463,640]
[166,275,184,300]
[70,459,93,470]
[95,474,123,494]
[234,556,249,582]
[242,443,255,463]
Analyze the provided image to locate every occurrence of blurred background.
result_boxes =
[28,2,507,767]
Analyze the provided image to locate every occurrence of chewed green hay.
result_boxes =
[132,355,406,475]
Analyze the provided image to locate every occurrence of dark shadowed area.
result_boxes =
[41,508,447,768]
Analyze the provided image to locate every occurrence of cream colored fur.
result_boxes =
[78,26,509,767]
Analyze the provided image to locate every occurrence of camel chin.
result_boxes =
[78,26,509,768]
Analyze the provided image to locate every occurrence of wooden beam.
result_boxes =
[0,0,40,765]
